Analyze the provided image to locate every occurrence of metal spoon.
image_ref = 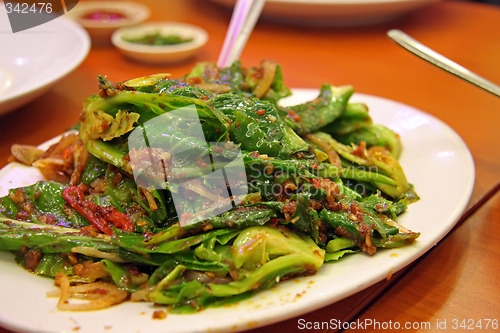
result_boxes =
[387,29,500,98]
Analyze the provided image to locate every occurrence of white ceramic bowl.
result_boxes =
[111,22,209,65]
[67,1,150,42]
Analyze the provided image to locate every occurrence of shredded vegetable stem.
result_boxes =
[50,273,128,311]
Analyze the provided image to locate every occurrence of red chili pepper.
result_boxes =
[311,178,322,189]
[62,186,134,235]
[105,209,134,232]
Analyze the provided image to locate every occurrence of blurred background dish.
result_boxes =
[0,10,90,116]
[66,1,150,43]
[112,22,208,65]
[210,0,443,26]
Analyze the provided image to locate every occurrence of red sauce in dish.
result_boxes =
[81,10,127,22]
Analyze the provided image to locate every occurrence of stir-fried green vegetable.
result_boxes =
[0,60,419,313]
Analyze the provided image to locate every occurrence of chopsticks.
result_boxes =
[217,0,266,68]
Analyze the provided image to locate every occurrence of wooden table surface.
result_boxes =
[0,0,499,332]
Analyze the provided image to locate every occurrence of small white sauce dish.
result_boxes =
[67,1,150,43]
[111,22,209,65]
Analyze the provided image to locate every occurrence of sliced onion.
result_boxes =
[51,275,128,311]
[252,60,277,99]
[10,144,44,165]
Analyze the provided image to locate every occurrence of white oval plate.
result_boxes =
[0,7,90,116]
[211,0,443,26]
[0,89,474,333]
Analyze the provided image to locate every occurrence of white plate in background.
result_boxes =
[211,0,443,26]
[0,8,90,116]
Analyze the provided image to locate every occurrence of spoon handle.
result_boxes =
[387,29,500,98]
